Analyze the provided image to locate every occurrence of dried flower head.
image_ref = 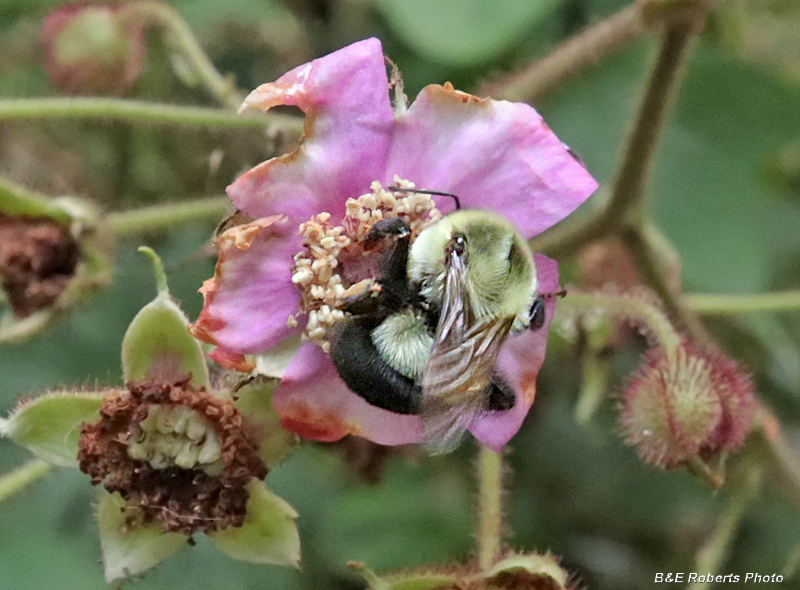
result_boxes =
[78,378,267,535]
[0,214,79,317]
[1,249,300,582]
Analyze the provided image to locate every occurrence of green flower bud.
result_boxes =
[621,341,755,477]
[41,2,145,95]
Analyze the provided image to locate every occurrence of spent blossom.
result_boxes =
[191,38,598,451]
[1,249,299,583]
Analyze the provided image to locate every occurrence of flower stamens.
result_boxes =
[290,177,443,350]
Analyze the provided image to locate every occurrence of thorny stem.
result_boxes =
[0,459,52,504]
[477,444,504,571]
[107,196,230,237]
[607,10,711,345]
[620,225,713,345]
[485,4,647,103]
[119,1,243,109]
[686,291,800,315]
[0,98,303,132]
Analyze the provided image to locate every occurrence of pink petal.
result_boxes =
[272,343,420,445]
[470,255,559,451]
[228,38,395,225]
[190,216,302,354]
[384,84,598,237]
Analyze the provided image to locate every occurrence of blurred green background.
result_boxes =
[2,0,800,588]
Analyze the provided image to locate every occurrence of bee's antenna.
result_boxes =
[387,186,461,210]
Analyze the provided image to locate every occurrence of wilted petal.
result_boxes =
[385,84,598,237]
[209,479,300,567]
[272,343,420,445]
[229,38,394,225]
[470,255,559,451]
[190,216,302,354]
[96,491,188,584]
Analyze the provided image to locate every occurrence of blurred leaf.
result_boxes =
[319,460,472,571]
[375,0,563,66]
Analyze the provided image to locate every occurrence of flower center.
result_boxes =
[290,177,442,350]
[78,380,268,535]
[127,404,223,475]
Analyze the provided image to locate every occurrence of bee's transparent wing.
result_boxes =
[420,255,513,454]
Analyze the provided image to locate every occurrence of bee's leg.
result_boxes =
[364,216,410,245]
[486,374,516,411]
[340,281,382,315]
[329,316,422,415]
[529,296,546,331]
[366,217,412,306]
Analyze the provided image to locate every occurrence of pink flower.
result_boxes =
[191,38,597,451]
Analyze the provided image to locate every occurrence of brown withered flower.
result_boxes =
[2,248,299,584]
[0,214,79,317]
[78,378,267,535]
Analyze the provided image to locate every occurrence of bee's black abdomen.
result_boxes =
[329,316,422,415]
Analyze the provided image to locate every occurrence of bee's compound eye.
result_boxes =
[529,296,545,330]
[450,233,466,255]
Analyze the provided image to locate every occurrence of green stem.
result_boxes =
[120,1,243,109]
[560,291,683,359]
[0,175,71,221]
[686,291,800,315]
[0,459,52,503]
[484,3,647,103]
[0,98,303,132]
[138,247,169,294]
[620,225,712,345]
[477,444,504,570]
[107,196,230,237]
[607,14,703,224]
[688,491,751,588]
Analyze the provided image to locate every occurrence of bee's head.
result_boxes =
[444,214,516,272]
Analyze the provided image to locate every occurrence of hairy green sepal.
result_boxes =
[0,392,104,466]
